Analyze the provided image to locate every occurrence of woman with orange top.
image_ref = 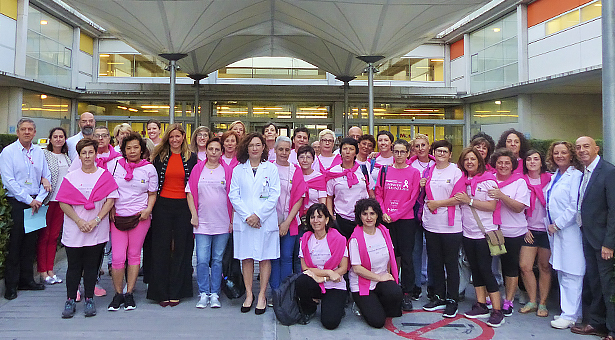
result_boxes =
[146,124,198,307]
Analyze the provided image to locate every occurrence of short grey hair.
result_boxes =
[274,136,292,149]
[17,118,36,130]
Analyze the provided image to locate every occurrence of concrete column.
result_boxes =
[92,37,99,83]
[463,102,472,145]
[444,43,451,87]
[70,98,78,135]
[464,33,471,93]
[517,4,529,83]
[0,88,23,133]
[71,27,80,89]
[517,94,531,137]
[357,56,384,135]
[603,0,615,161]
[14,0,29,76]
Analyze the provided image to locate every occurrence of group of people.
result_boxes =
[0,114,613,339]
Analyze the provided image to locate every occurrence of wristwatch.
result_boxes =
[469,198,474,207]
[94,216,102,224]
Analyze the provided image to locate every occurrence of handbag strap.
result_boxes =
[470,206,489,236]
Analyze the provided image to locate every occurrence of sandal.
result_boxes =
[536,304,549,317]
[519,302,538,314]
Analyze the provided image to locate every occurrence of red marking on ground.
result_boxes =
[384,310,495,340]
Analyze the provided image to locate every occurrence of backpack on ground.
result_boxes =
[272,272,303,326]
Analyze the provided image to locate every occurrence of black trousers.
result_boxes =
[582,237,615,336]
[5,198,37,287]
[353,280,402,328]
[335,216,356,239]
[463,237,499,293]
[146,197,194,302]
[65,243,106,299]
[295,274,347,330]
[499,235,524,278]
[425,230,462,301]
[384,219,417,294]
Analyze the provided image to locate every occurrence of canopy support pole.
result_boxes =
[160,53,187,125]
[357,56,384,135]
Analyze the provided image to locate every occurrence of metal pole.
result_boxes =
[603,0,615,162]
[343,82,349,133]
[169,59,177,125]
[194,79,200,127]
[367,64,374,135]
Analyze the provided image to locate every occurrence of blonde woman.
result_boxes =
[190,126,211,161]
[113,123,132,152]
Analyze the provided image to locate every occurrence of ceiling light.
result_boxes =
[100,54,110,58]
[494,100,502,105]
[40,20,48,25]
[40,94,47,99]
[493,28,500,32]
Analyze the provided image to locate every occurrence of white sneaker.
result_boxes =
[551,317,575,329]
[209,293,221,308]
[196,293,209,309]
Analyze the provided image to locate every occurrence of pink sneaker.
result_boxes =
[94,285,107,297]
[76,289,81,302]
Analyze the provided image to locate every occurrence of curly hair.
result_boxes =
[237,132,268,164]
[304,203,335,233]
[354,198,383,227]
[470,137,493,161]
[546,141,583,172]
[490,147,518,171]
[496,129,528,159]
[120,131,148,160]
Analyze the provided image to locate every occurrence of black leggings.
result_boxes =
[65,243,106,300]
[295,274,347,330]
[425,231,462,301]
[462,237,499,293]
[335,216,356,239]
[384,219,417,294]
[499,235,524,278]
[353,280,402,328]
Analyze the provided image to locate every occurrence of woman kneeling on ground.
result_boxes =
[295,203,348,329]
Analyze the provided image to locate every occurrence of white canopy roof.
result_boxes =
[63,0,490,77]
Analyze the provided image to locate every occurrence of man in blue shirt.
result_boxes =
[0,118,51,300]
[66,112,95,160]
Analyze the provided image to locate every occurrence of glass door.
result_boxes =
[373,123,464,160]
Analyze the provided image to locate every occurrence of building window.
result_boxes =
[470,97,518,133]
[22,90,71,136]
[26,6,73,88]
[212,101,249,117]
[545,1,601,36]
[356,58,444,81]
[469,12,518,93]
[99,54,188,77]
[348,103,454,120]
[218,57,326,79]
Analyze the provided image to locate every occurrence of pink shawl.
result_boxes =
[287,165,307,236]
[522,172,551,217]
[96,148,121,170]
[493,173,523,225]
[118,158,150,181]
[325,162,360,188]
[350,224,398,296]
[301,172,326,216]
[300,228,346,293]
[317,154,342,173]
[56,170,118,210]
[187,159,233,220]
[424,165,467,226]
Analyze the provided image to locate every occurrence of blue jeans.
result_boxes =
[195,233,230,295]
[270,233,297,290]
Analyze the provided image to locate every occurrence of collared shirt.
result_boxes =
[66,131,84,161]
[580,155,600,198]
[0,140,51,204]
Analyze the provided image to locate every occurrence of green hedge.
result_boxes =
[528,138,603,157]
[0,134,17,151]
[0,135,16,279]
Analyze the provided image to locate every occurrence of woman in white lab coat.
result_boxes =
[544,141,585,330]
[229,132,281,315]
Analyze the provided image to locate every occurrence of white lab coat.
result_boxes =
[545,166,586,275]
[229,160,281,260]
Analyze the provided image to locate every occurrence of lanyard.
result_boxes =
[546,171,563,224]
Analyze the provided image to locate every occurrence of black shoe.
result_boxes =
[502,304,514,317]
[107,293,124,311]
[411,286,422,300]
[402,293,413,311]
[18,281,45,291]
[423,297,447,311]
[241,294,255,313]
[298,312,316,325]
[427,286,435,301]
[443,300,458,318]
[124,292,136,310]
[62,299,76,319]
[255,305,267,315]
[84,298,97,317]
[4,286,17,300]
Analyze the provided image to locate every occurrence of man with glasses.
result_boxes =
[67,112,96,160]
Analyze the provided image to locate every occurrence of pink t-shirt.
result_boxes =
[526,177,548,232]
[185,164,231,235]
[369,155,394,185]
[275,163,302,226]
[221,155,233,165]
[268,148,276,162]
[410,158,435,175]
[303,170,327,211]
[375,166,420,221]
[68,150,116,172]
[197,151,207,161]
[461,179,497,239]
[61,168,119,247]
[299,233,348,291]
[348,228,390,292]
[422,163,464,233]
[289,149,298,165]
[326,165,369,220]
[108,158,158,216]
[498,177,530,238]
[314,154,337,171]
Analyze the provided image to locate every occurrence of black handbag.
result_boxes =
[221,236,246,299]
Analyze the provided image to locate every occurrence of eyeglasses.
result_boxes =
[320,138,334,144]
[93,133,109,139]
[393,150,408,155]
[197,133,209,138]
[298,155,314,161]
[434,149,450,155]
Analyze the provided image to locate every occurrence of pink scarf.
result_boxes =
[522,173,551,217]
[188,159,233,221]
[406,154,436,166]
[325,162,360,188]
[96,148,122,170]
[300,228,346,293]
[221,155,239,170]
[317,154,342,173]
[493,173,523,225]
[118,158,150,181]
[286,165,308,236]
[301,172,326,216]
[350,224,398,296]
[424,165,467,226]
[56,170,118,210]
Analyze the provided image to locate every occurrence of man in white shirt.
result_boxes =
[0,118,51,299]
[66,112,95,160]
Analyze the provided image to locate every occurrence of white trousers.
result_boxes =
[558,270,584,321]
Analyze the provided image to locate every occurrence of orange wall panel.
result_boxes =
[450,39,464,60]
[528,0,593,27]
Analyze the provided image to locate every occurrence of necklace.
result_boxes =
[417,160,429,169]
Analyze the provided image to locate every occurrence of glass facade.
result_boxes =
[348,103,461,120]
[469,12,518,93]
[22,90,71,139]
[470,97,518,135]
[356,58,444,81]
[218,57,326,79]
[99,54,188,77]
[26,6,73,88]
[545,1,602,36]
